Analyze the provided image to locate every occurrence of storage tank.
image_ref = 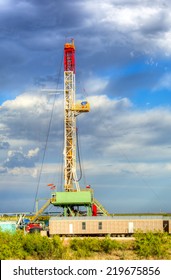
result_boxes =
[0,221,16,233]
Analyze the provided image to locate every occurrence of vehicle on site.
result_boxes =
[25,222,43,233]
[16,199,51,233]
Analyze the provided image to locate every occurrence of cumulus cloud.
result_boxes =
[0,91,63,142]
[3,147,40,169]
[0,0,171,100]
[1,1,171,212]
[1,92,171,159]
[1,91,171,212]
[27,147,39,158]
[78,0,171,57]
[75,95,171,173]
[1,92,171,186]
[8,167,38,177]
[83,160,170,179]
[84,76,109,95]
[153,72,171,91]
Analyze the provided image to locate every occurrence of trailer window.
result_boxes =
[98,222,102,230]
[82,222,86,230]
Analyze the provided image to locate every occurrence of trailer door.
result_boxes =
[128,222,134,233]
[69,223,73,234]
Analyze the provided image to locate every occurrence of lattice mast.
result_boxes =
[64,39,77,191]
[63,39,90,192]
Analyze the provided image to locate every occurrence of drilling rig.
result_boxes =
[50,39,109,217]
[16,39,109,233]
[50,39,93,216]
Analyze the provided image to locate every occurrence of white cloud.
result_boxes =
[83,160,170,178]
[88,95,132,109]
[8,166,38,177]
[1,89,171,212]
[2,92,49,112]
[82,0,171,56]
[1,1,171,213]
[3,147,40,170]
[99,4,157,29]
[84,76,108,94]
[27,147,40,158]
[1,92,171,171]
[153,72,171,91]
[0,92,63,144]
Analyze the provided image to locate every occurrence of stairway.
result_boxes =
[93,198,109,216]
[32,198,51,222]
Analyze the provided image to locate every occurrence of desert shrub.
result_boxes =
[70,238,99,258]
[23,233,54,259]
[134,230,171,259]
[0,231,11,259]
[100,237,125,253]
[0,230,27,259]
[51,235,65,259]
[70,237,101,253]
[70,237,125,256]
[23,233,64,259]
[9,231,27,259]
[0,230,65,260]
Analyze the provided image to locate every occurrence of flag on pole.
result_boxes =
[47,183,56,190]
[50,185,56,190]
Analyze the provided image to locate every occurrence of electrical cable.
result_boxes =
[32,50,64,212]
[76,120,87,187]
[73,127,82,182]
[59,116,64,191]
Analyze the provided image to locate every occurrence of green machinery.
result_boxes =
[51,190,93,216]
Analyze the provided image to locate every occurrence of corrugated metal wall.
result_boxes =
[49,218,164,235]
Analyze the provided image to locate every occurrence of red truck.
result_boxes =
[25,223,43,233]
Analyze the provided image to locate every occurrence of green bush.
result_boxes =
[1,229,170,260]
[23,233,52,259]
[70,237,101,253]
[0,230,65,260]
[51,235,65,259]
[70,238,99,258]
[134,230,171,259]
[70,237,124,256]
[100,237,123,253]
[0,230,27,259]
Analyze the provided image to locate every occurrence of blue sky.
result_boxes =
[0,0,171,214]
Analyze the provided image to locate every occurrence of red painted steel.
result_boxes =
[92,204,97,216]
[64,39,75,73]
